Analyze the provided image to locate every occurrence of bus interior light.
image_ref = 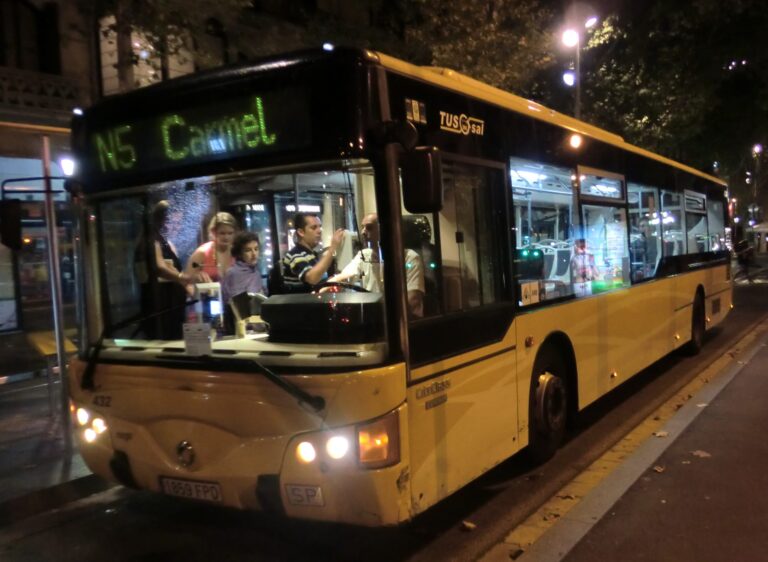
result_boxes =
[357,410,400,469]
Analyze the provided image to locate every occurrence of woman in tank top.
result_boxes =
[185,212,238,282]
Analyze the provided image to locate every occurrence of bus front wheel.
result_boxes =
[527,347,568,464]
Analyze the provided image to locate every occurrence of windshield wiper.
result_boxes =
[80,300,326,414]
[169,355,326,413]
[81,299,198,391]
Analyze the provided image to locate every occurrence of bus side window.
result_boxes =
[509,157,576,304]
[684,191,708,254]
[628,182,662,281]
[661,190,684,256]
[707,198,726,251]
[579,203,630,294]
[402,161,506,318]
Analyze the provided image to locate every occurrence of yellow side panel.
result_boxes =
[407,334,518,515]
[514,267,732,447]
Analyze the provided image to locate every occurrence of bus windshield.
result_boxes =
[87,159,388,366]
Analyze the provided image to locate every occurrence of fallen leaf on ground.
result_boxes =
[653,465,666,473]
[461,520,477,531]
[653,431,669,438]
[691,450,712,458]
[696,403,708,408]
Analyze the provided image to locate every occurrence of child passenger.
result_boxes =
[222,231,264,305]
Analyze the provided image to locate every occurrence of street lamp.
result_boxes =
[561,16,598,121]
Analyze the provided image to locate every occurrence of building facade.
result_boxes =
[0,0,94,333]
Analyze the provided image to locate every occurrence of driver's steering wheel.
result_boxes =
[313,281,370,293]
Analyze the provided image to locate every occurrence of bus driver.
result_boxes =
[329,213,425,317]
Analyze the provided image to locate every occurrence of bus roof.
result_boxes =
[372,51,727,188]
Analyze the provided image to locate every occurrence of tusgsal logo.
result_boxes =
[439,111,485,136]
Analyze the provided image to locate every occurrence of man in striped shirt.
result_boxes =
[282,212,345,291]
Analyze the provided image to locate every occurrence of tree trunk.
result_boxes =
[115,0,135,92]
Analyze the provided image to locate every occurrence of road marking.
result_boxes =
[480,322,768,562]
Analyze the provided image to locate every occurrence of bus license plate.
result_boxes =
[159,476,223,503]
[285,484,325,506]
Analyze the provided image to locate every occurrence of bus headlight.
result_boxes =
[357,409,400,469]
[72,405,109,442]
[296,441,317,463]
[292,409,401,468]
[76,407,90,426]
[326,436,349,460]
[92,417,108,434]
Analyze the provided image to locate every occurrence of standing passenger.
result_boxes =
[135,200,199,339]
[282,212,344,291]
[185,212,238,282]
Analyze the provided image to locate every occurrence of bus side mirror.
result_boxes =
[401,147,443,213]
[0,199,22,251]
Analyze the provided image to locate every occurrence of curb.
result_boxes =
[0,474,115,528]
[0,371,39,386]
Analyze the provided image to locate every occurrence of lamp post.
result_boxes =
[752,143,762,203]
[561,16,597,121]
[561,29,581,120]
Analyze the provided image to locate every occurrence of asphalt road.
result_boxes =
[1,281,766,562]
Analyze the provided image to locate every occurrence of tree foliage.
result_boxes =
[405,0,556,93]
[582,0,768,204]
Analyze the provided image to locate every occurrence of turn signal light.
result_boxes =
[357,410,400,469]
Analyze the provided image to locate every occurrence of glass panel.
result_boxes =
[685,192,708,253]
[510,157,576,304]
[580,172,623,200]
[578,205,630,295]
[92,160,384,348]
[661,190,684,256]
[707,199,726,251]
[405,162,504,317]
[628,183,662,281]
[100,198,145,331]
[0,244,17,332]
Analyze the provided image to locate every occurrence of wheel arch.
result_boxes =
[539,331,579,424]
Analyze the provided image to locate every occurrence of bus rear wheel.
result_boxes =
[684,293,705,356]
[527,347,569,464]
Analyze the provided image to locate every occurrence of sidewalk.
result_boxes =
[0,377,110,527]
[483,316,768,561]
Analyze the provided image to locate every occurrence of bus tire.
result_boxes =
[684,292,705,356]
[527,345,569,464]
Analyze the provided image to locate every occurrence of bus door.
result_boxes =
[404,157,518,508]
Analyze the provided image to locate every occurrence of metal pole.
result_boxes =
[42,136,72,453]
[575,36,581,120]
[754,156,759,203]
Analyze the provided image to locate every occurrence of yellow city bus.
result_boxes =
[68,47,731,526]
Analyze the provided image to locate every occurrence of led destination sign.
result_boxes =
[85,89,311,179]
